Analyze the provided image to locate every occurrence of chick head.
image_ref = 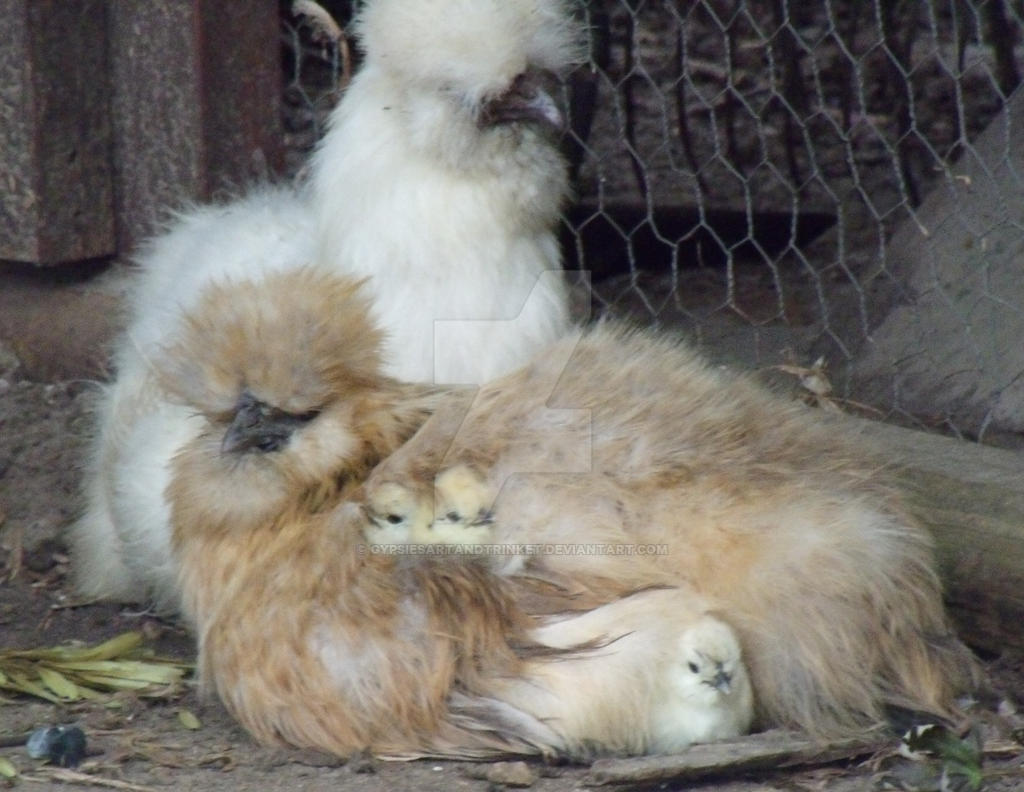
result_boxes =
[428,464,497,547]
[363,480,434,546]
[673,616,750,706]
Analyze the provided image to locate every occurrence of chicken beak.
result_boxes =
[479,69,564,132]
[712,669,733,694]
[221,392,301,455]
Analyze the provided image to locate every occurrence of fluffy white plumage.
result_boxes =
[70,0,580,609]
[311,0,579,383]
[73,190,314,604]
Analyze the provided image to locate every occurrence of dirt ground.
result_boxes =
[1,276,1023,792]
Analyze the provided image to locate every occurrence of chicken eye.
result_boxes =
[688,661,700,674]
[386,514,404,525]
[221,392,322,455]
[445,511,462,523]
[255,436,286,453]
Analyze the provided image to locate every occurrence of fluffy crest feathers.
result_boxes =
[155,268,385,416]
[355,0,584,103]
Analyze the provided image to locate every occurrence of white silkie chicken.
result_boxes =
[69,0,580,610]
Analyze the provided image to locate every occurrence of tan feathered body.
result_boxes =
[173,493,545,757]
[366,325,977,737]
[160,270,750,758]
[160,269,544,757]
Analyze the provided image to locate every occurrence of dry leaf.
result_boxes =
[37,667,81,700]
[177,709,201,730]
[0,757,17,779]
[0,632,192,703]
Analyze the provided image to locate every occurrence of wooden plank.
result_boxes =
[197,0,285,189]
[0,0,115,265]
[829,414,1024,654]
[106,0,282,254]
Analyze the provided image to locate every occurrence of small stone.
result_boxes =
[23,538,64,573]
[52,728,86,767]
[485,761,537,788]
[26,727,60,758]
[25,725,86,767]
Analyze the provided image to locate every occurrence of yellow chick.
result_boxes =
[362,481,434,547]
[424,465,499,547]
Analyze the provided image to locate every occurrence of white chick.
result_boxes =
[648,616,755,753]
[483,587,754,756]
[69,0,581,609]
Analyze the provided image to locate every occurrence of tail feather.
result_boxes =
[710,495,977,736]
[400,693,565,760]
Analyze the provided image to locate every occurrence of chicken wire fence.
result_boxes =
[281,0,1024,447]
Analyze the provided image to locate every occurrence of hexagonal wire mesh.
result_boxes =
[281,0,1024,447]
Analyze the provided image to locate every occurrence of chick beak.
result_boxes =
[711,668,733,694]
[221,392,302,455]
[471,509,495,527]
[479,69,564,132]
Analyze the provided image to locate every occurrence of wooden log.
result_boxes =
[587,730,885,786]
[833,414,1024,655]
[0,0,116,265]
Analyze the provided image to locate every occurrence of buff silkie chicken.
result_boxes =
[363,324,979,739]
[157,267,751,758]
[69,0,581,609]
